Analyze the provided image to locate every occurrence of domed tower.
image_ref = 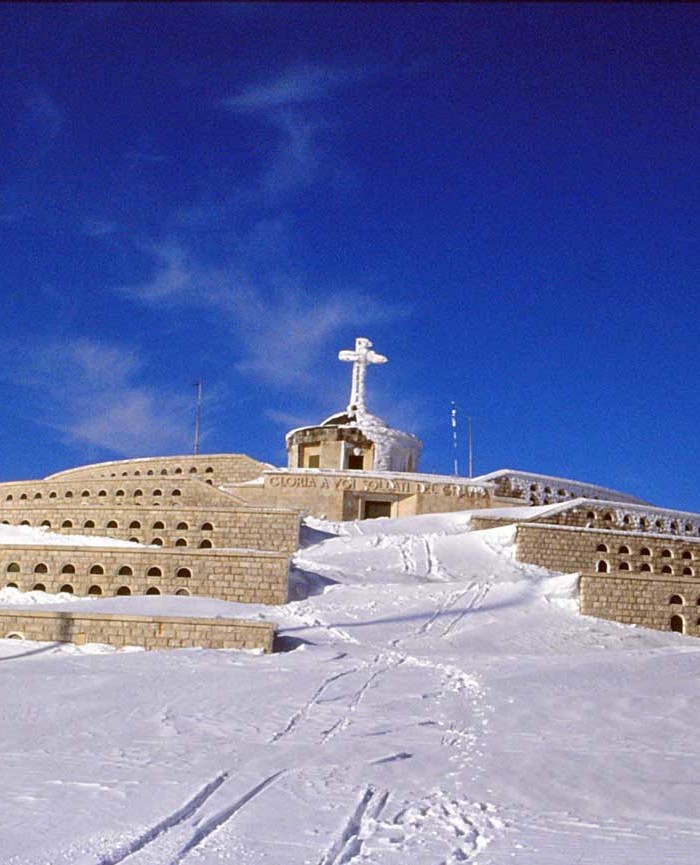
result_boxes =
[286,338,422,473]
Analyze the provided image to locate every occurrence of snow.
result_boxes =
[475,468,648,505]
[1,511,698,864]
[0,523,143,547]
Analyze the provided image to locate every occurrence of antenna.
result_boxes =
[468,414,473,479]
[450,401,459,476]
[451,402,474,478]
[193,381,203,456]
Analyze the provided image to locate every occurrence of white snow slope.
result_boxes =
[1,511,699,865]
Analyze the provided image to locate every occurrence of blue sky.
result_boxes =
[1,3,698,510]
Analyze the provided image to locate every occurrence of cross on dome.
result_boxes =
[338,337,387,413]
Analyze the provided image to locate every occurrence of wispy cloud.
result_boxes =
[22,91,65,144]
[5,338,192,456]
[223,65,359,113]
[116,238,409,388]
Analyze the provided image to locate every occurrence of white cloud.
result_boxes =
[7,338,192,456]
[223,65,357,113]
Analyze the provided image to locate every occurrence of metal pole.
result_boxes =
[193,381,203,455]
[450,401,459,476]
[468,415,473,479]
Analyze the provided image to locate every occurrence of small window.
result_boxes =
[98,490,107,497]
[201,522,213,531]
[205,467,214,474]
[669,594,684,605]
[174,467,183,474]
[160,468,168,475]
[640,547,651,556]
[81,490,90,498]
[5,582,18,589]
[116,489,125,497]
[90,564,105,575]
[175,588,190,596]
[619,562,630,571]
[685,523,693,533]
[64,491,73,498]
[152,521,165,530]
[118,566,133,576]
[596,560,608,573]
[655,519,664,530]
[128,537,139,543]
[129,520,141,529]
[150,538,163,546]
[19,493,27,500]
[199,539,213,549]
[189,467,197,474]
[84,520,95,529]
[640,563,652,572]
[134,470,141,476]
[134,489,143,497]
[153,489,162,497]
[596,544,608,553]
[682,551,692,560]
[116,586,131,596]
[175,538,188,547]
[6,563,20,573]
[5,495,12,501]
[145,586,161,595]
[622,515,631,526]
[147,566,162,577]
[41,520,51,527]
[661,549,672,558]
[19,520,30,526]
[670,521,678,533]
[49,491,57,499]
[176,521,189,530]
[121,472,128,477]
[32,583,46,592]
[34,563,48,574]
[59,584,74,594]
[176,567,192,579]
[602,512,613,523]
[205,479,213,485]
[618,545,630,555]
[62,520,73,528]
[88,585,102,595]
[662,565,673,574]
[61,564,76,574]
[107,520,118,529]
[171,489,182,497]
[683,567,694,576]
[34,492,42,500]
[147,470,154,476]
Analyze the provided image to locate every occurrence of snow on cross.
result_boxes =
[338,337,387,413]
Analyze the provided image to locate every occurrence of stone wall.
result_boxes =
[0,477,246,510]
[0,505,300,553]
[515,523,700,576]
[580,575,700,636]
[44,453,272,487]
[0,544,289,604]
[0,609,275,651]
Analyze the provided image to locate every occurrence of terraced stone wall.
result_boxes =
[515,523,700,576]
[45,454,271,487]
[0,609,275,651]
[0,506,300,553]
[0,477,243,510]
[580,575,700,637]
[0,545,289,604]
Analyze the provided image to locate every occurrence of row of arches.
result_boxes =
[5,582,190,597]
[108,466,215,477]
[595,543,694,559]
[582,510,700,536]
[596,560,694,576]
[6,562,193,579]
[8,518,215,531]
[4,488,188,502]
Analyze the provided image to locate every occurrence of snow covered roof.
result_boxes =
[475,468,648,506]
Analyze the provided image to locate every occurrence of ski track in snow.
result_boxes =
[93,769,286,865]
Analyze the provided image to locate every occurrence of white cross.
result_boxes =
[338,337,387,413]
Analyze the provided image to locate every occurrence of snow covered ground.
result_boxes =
[1,512,699,864]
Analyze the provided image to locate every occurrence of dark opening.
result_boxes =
[364,500,392,520]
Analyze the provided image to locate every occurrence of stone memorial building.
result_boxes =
[0,335,698,647]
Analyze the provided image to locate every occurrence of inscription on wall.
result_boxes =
[267,474,482,498]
